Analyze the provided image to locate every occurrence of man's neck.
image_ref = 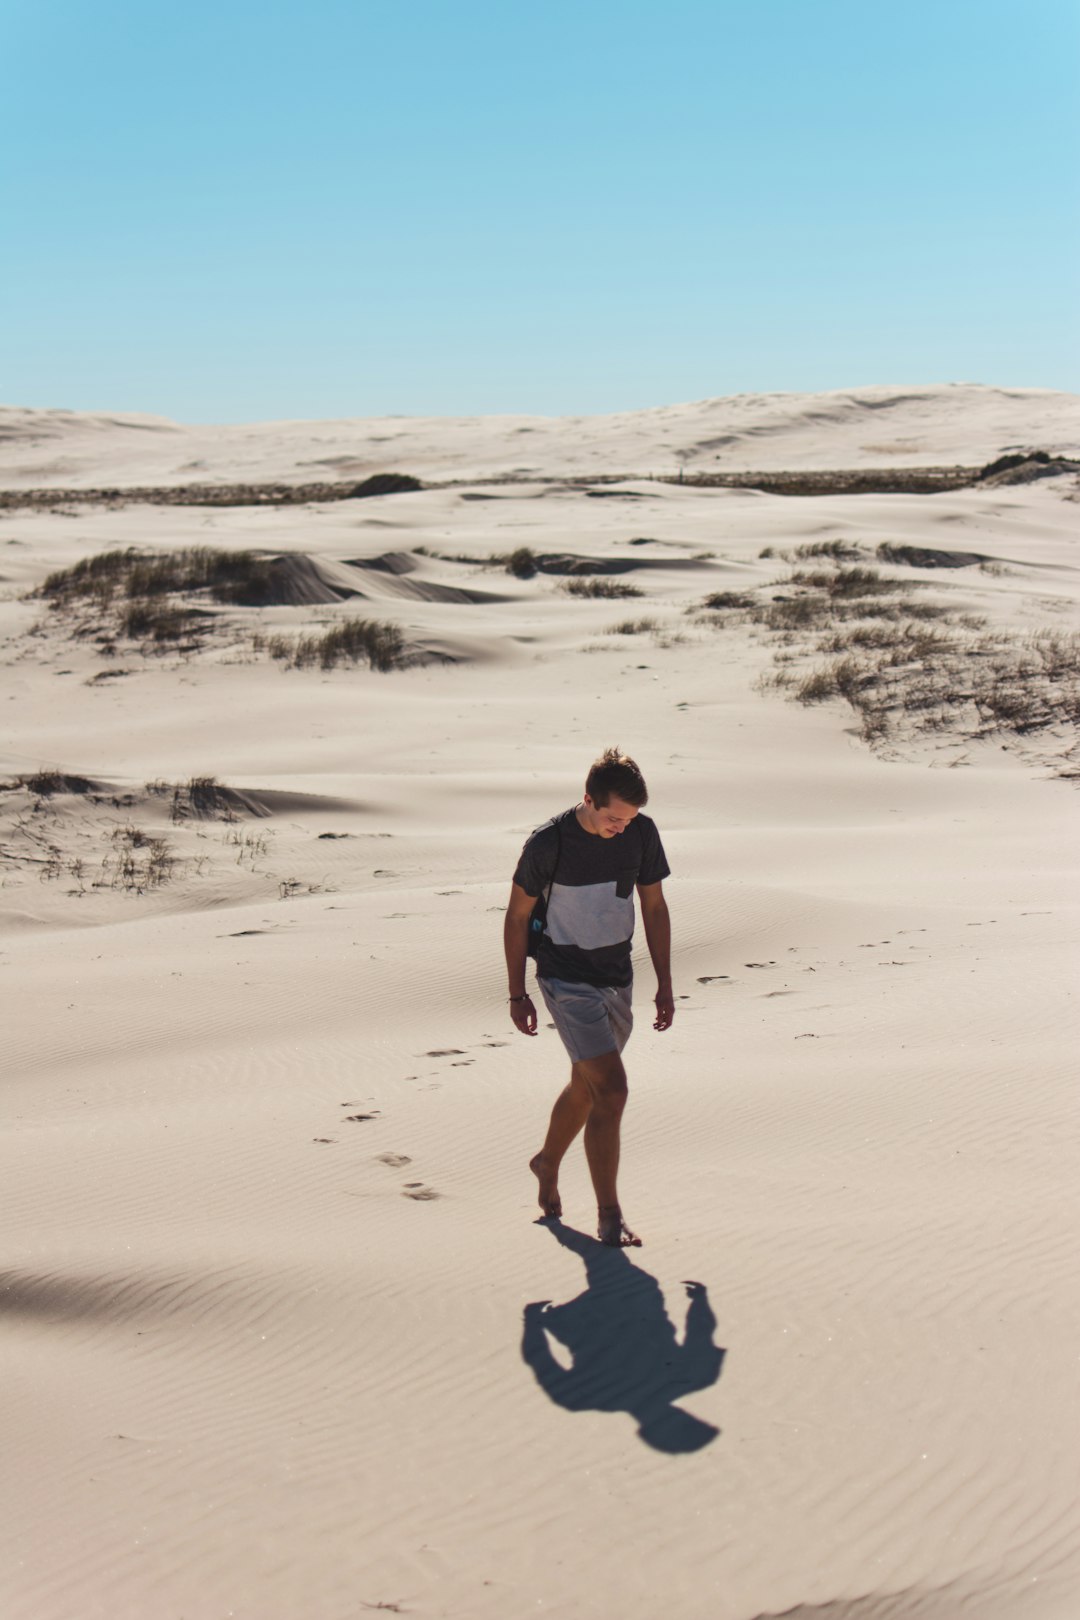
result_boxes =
[574,801,599,836]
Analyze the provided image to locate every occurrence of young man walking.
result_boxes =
[504,748,674,1247]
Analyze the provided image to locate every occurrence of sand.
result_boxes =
[2,385,1079,1620]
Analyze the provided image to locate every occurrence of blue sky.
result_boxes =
[3,0,1078,421]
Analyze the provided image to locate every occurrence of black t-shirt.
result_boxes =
[513,806,670,987]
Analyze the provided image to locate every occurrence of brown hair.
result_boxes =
[585,746,648,808]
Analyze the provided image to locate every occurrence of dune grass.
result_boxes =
[792,539,865,561]
[560,577,643,599]
[696,561,1080,759]
[605,617,659,635]
[254,619,405,672]
[41,547,285,607]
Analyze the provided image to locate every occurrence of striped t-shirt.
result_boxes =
[513,806,670,988]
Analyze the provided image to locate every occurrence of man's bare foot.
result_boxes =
[598,1204,642,1247]
[530,1152,562,1219]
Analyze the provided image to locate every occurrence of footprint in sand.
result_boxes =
[402,1183,441,1201]
[424,1048,465,1057]
[376,1152,412,1168]
[745,961,775,969]
[343,1112,380,1123]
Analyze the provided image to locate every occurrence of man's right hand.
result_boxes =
[510,993,538,1036]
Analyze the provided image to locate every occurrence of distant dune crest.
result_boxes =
[0,383,1077,490]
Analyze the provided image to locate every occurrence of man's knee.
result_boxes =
[574,1052,628,1110]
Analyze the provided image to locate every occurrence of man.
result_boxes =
[504,747,674,1247]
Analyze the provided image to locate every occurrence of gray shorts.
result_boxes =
[537,976,634,1065]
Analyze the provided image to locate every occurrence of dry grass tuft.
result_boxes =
[793,539,865,561]
[254,619,405,672]
[787,566,908,598]
[605,617,660,636]
[104,825,175,892]
[560,577,643,599]
[150,775,240,822]
[16,769,96,797]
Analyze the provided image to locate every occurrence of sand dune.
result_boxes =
[1,382,1079,489]
[2,387,1078,1620]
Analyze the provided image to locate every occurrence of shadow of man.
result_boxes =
[521,1221,725,1453]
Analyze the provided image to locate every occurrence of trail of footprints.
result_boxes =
[312,1036,511,1201]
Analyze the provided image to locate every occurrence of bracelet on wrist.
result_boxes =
[508,993,531,1003]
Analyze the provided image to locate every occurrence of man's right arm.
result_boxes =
[504,882,538,1036]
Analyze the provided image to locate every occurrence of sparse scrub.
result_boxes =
[701,590,754,610]
[18,769,95,797]
[41,547,288,608]
[788,566,907,598]
[795,658,866,704]
[168,775,238,821]
[755,668,796,693]
[560,577,643,599]
[104,824,175,892]
[793,539,864,561]
[819,623,956,660]
[505,547,538,579]
[226,826,270,865]
[606,617,659,636]
[120,600,204,643]
[760,595,830,632]
[257,618,405,672]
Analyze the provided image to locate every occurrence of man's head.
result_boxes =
[580,747,648,838]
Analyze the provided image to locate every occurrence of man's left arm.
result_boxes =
[638,880,674,1032]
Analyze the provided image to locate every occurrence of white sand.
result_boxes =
[2,382,1079,488]
[2,387,1079,1620]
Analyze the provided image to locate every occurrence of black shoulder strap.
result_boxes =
[543,808,568,906]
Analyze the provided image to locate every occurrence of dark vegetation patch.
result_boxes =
[875,542,990,569]
[6,457,1078,516]
[39,547,351,609]
[559,577,643,599]
[33,547,406,669]
[119,601,210,642]
[147,775,243,822]
[787,566,909,598]
[793,539,865,561]
[253,618,405,672]
[16,770,97,797]
[349,473,422,498]
[976,451,1079,485]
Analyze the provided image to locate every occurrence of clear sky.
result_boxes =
[3,0,1078,421]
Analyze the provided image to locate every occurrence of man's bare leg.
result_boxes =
[530,1067,591,1218]
[577,1051,642,1247]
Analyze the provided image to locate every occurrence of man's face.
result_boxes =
[582,793,640,838]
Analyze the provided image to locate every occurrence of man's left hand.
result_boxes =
[653,989,675,1032]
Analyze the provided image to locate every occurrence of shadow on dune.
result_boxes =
[521,1221,725,1453]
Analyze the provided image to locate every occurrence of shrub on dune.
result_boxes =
[255,618,405,672]
[559,577,643,599]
